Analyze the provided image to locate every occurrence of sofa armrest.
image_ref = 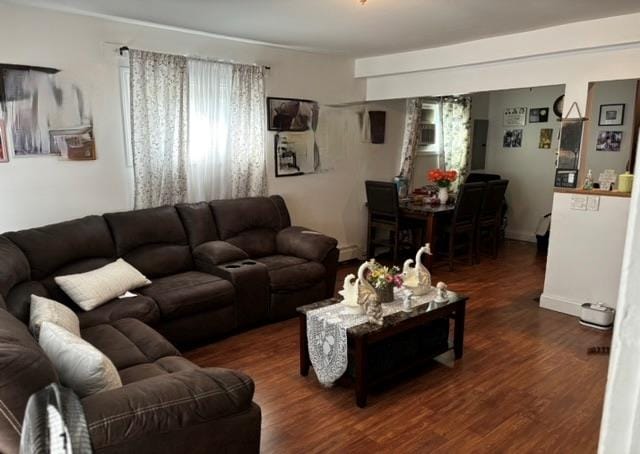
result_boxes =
[82,367,255,450]
[276,226,338,262]
[193,241,249,274]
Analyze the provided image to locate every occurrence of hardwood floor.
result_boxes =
[185,240,611,453]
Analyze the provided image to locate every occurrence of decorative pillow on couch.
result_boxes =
[29,295,80,340]
[38,321,122,397]
[55,258,151,311]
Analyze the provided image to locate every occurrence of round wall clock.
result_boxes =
[553,95,564,119]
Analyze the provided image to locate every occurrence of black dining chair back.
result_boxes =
[442,182,486,271]
[365,181,399,218]
[476,179,509,259]
[452,182,487,225]
[480,180,509,221]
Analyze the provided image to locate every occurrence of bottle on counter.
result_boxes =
[583,169,594,190]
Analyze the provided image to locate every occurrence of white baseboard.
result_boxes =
[505,229,537,243]
[338,244,362,262]
[539,293,582,317]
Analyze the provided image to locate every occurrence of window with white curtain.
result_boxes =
[416,100,441,154]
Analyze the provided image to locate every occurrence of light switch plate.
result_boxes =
[587,196,600,211]
[571,195,587,210]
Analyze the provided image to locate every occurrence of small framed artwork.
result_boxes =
[598,104,625,126]
[555,169,578,188]
[0,120,9,163]
[529,107,549,123]
[49,126,96,161]
[503,107,527,127]
[596,131,623,152]
[503,129,523,148]
[274,131,317,177]
[267,97,319,132]
[538,128,553,149]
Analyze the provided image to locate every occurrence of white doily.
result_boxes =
[306,287,440,387]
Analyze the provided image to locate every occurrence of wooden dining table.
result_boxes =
[399,200,455,269]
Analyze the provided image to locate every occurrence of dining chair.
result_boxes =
[365,181,421,263]
[440,182,487,271]
[475,179,509,260]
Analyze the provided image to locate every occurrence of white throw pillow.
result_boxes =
[29,295,80,340]
[38,322,122,397]
[55,259,151,311]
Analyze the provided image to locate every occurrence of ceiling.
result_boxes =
[15,0,640,56]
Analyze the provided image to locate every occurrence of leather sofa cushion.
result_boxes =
[105,207,193,278]
[6,216,115,280]
[255,255,326,291]
[176,202,219,248]
[225,229,277,258]
[0,236,30,298]
[77,296,160,329]
[276,226,338,262]
[193,241,248,267]
[210,198,282,238]
[269,195,292,229]
[139,271,234,320]
[118,356,197,384]
[0,309,58,454]
[81,318,179,372]
[82,367,256,451]
[6,280,48,323]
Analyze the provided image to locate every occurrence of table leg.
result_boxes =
[453,302,466,360]
[299,314,310,376]
[425,213,436,269]
[354,337,368,408]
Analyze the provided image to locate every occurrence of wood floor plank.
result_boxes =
[185,241,611,453]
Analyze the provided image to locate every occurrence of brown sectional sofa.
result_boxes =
[0,195,339,453]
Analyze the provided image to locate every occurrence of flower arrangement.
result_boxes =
[365,262,403,290]
[428,169,458,188]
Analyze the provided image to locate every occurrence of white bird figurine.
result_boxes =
[357,260,383,325]
[339,273,363,314]
[402,244,432,296]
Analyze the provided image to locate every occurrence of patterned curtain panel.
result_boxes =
[398,98,422,179]
[229,65,267,198]
[442,96,472,190]
[129,50,188,209]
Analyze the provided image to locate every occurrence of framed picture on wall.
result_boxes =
[529,108,549,123]
[596,131,623,152]
[503,129,523,148]
[557,119,584,170]
[538,128,553,149]
[267,97,319,132]
[0,120,9,163]
[503,107,527,126]
[598,104,625,126]
[274,131,317,177]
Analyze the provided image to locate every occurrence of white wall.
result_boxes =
[0,2,404,256]
[540,192,630,316]
[484,86,564,242]
[583,80,638,179]
[356,13,640,119]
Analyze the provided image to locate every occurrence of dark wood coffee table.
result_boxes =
[297,293,467,407]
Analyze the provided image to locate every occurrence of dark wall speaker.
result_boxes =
[369,111,386,144]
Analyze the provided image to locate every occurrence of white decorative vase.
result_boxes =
[438,187,449,205]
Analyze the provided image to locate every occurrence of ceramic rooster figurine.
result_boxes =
[357,260,383,325]
[402,244,432,296]
[339,273,363,314]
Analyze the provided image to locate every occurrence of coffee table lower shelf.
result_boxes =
[298,295,467,407]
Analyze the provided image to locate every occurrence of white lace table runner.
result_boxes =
[306,288,439,387]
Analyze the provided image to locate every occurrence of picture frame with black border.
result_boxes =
[267,96,319,132]
[598,104,625,126]
[529,107,549,123]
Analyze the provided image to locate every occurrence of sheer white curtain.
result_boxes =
[129,50,188,208]
[187,60,266,201]
[187,60,234,201]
